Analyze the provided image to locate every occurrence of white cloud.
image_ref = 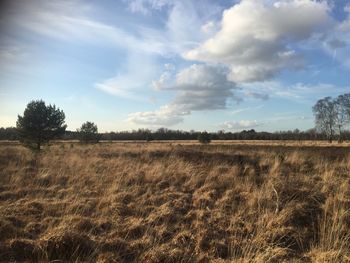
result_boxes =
[127,105,185,126]
[218,120,261,130]
[174,64,237,109]
[155,64,237,111]
[152,72,172,91]
[152,64,175,90]
[128,64,237,126]
[184,0,332,83]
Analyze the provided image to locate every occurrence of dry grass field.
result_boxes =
[0,142,350,262]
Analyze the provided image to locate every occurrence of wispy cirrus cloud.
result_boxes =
[95,52,160,101]
[240,81,350,103]
[3,0,168,54]
[230,105,264,115]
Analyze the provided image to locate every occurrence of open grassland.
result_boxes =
[0,142,350,262]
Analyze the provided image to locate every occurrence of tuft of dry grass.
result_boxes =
[0,142,349,262]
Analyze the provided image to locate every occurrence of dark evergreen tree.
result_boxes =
[16,100,66,150]
[78,121,100,143]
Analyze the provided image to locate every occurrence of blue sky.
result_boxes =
[0,0,349,132]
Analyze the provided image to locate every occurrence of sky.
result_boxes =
[0,0,350,132]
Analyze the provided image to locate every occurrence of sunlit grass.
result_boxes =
[0,142,349,262]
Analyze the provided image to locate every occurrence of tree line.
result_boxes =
[3,126,349,142]
[66,128,350,141]
[1,94,349,149]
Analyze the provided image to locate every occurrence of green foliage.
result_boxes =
[16,100,66,150]
[78,121,100,143]
[0,127,18,140]
[198,131,211,144]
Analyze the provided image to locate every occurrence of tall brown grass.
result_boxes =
[0,142,349,262]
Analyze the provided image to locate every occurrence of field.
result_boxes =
[0,142,350,262]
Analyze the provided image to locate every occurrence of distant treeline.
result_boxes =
[1,127,350,141]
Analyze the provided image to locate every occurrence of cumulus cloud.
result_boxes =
[128,64,237,126]
[218,120,261,130]
[184,0,332,83]
[152,63,175,91]
[127,105,185,126]
[168,64,237,111]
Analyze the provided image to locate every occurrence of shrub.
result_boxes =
[198,132,211,144]
[77,121,100,143]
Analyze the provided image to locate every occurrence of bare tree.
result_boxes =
[335,94,350,142]
[339,93,350,115]
[312,97,337,143]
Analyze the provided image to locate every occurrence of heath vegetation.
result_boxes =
[0,142,349,262]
